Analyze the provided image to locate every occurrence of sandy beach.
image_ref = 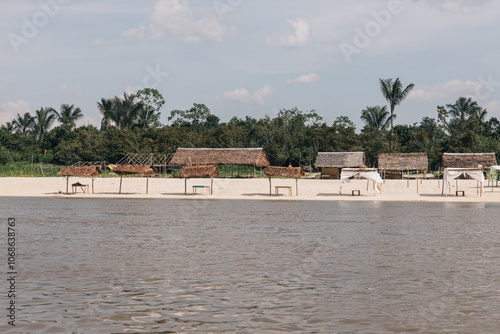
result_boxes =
[1,176,499,202]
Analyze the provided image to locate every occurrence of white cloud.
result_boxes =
[268,18,310,47]
[220,85,273,106]
[408,80,484,102]
[0,99,30,125]
[122,0,230,43]
[416,0,493,13]
[287,73,319,84]
[484,100,500,118]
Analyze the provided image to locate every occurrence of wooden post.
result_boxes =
[296,178,298,196]
[366,178,369,191]
[211,177,213,195]
[416,171,419,193]
[146,176,149,194]
[184,178,187,194]
[92,177,95,194]
[119,175,123,194]
[269,176,272,196]
[254,164,256,178]
[383,170,386,183]
[407,168,409,188]
[66,176,69,194]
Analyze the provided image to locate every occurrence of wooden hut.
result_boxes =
[113,165,157,194]
[263,166,305,196]
[315,152,365,179]
[59,166,102,194]
[178,165,220,195]
[442,153,497,169]
[169,148,270,177]
[378,153,429,191]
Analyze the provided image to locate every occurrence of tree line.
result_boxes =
[1,84,499,171]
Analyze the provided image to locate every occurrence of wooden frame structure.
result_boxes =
[117,153,171,176]
[59,166,102,194]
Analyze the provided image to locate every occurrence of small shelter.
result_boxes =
[169,148,270,177]
[113,165,157,194]
[339,168,383,195]
[178,165,220,195]
[442,168,484,197]
[378,153,429,192]
[315,152,365,179]
[263,166,305,196]
[488,165,500,189]
[59,166,102,194]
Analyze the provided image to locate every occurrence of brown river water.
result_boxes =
[1,197,500,333]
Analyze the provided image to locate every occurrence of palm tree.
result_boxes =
[98,93,144,130]
[379,78,415,131]
[12,112,34,136]
[32,107,57,143]
[446,97,481,120]
[1,122,14,133]
[360,106,392,131]
[97,98,115,130]
[57,104,83,129]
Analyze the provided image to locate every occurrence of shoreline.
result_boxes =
[1,177,499,203]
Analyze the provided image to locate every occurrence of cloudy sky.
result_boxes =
[1,0,500,130]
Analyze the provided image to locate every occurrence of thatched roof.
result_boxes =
[315,152,366,168]
[59,166,102,177]
[169,148,270,167]
[179,165,220,178]
[378,153,428,170]
[442,153,497,169]
[113,164,157,175]
[263,166,305,178]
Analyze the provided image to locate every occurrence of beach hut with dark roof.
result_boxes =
[314,152,366,179]
[113,164,157,194]
[378,153,429,190]
[59,166,102,194]
[441,153,497,169]
[263,166,305,196]
[169,148,270,177]
[179,164,220,195]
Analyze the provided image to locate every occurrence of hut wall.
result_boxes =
[320,167,340,179]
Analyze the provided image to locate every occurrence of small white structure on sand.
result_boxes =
[339,168,383,195]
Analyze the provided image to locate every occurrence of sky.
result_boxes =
[1,0,500,131]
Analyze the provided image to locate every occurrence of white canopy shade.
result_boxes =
[340,168,383,193]
[443,168,484,194]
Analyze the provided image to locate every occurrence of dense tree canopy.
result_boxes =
[0,88,499,171]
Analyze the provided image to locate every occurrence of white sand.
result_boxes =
[0,176,499,202]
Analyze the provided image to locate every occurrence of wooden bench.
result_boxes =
[456,190,465,196]
[72,182,89,194]
[275,186,292,196]
[193,185,210,195]
[352,190,361,196]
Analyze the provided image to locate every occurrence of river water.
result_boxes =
[1,197,500,333]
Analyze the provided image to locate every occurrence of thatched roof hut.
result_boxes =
[442,153,497,169]
[112,165,157,194]
[59,166,102,177]
[263,166,305,196]
[179,165,220,179]
[178,165,219,195]
[263,166,305,178]
[378,153,428,170]
[315,152,366,168]
[315,152,366,179]
[113,164,157,175]
[169,148,270,167]
[59,166,102,194]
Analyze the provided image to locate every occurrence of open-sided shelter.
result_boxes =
[378,153,429,191]
[339,168,383,196]
[442,168,484,197]
[315,152,365,179]
[59,166,102,194]
[169,148,270,177]
[263,166,305,196]
[178,165,219,195]
[113,165,157,194]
